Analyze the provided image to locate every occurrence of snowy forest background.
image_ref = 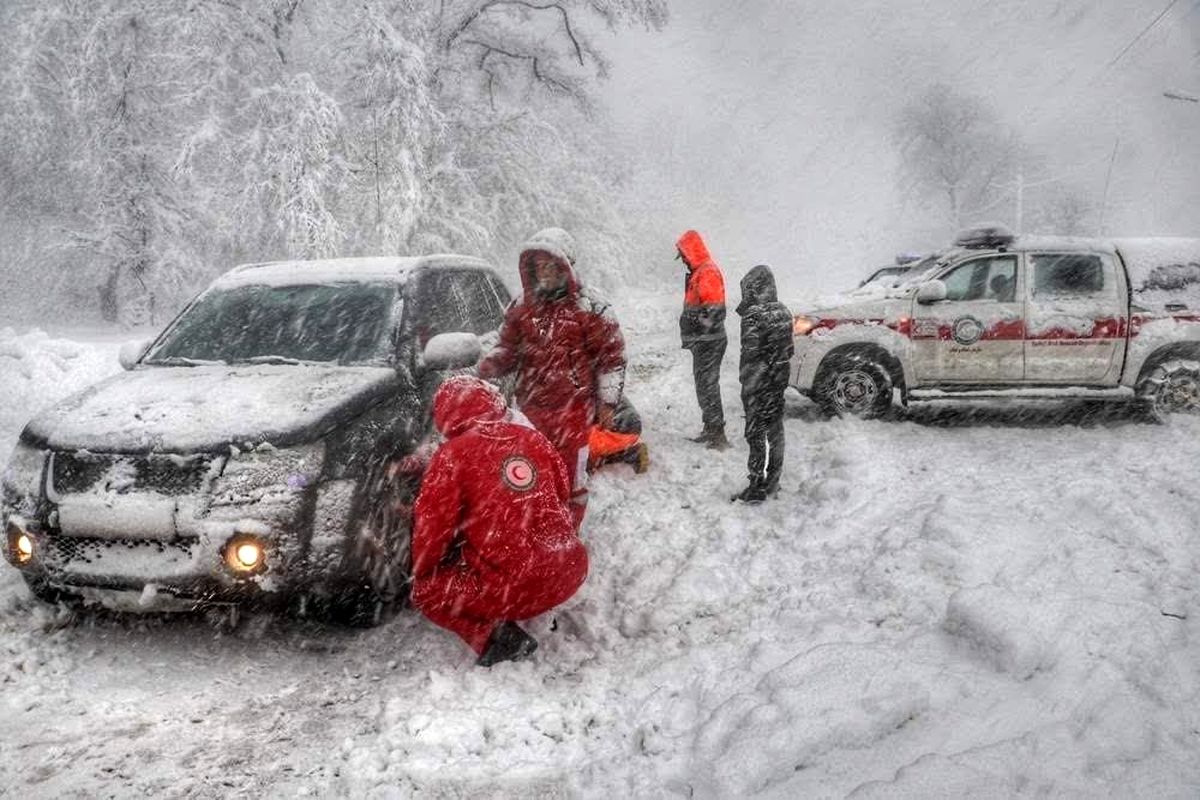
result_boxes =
[0,0,1198,326]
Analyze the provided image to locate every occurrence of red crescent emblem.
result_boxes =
[501,456,537,491]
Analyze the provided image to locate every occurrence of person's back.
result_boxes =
[411,376,588,665]
[424,417,584,586]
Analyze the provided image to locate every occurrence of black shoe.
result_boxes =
[622,442,650,474]
[731,482,767,503]
[476,622,539,667]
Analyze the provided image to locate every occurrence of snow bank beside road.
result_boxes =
[0,327,122,458]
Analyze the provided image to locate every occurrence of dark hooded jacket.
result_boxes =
[736,265,794,395]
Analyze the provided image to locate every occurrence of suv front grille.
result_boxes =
[50,452,210,496]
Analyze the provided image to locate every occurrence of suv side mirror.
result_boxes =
[118,338,153,370]
[421,332,482,371]
[916,280,948,305]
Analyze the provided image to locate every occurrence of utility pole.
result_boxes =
[1014,170,1024,235]
[1098,138,1120,236]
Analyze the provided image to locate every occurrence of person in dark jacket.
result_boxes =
[479,228,627,531]
[732,264,794,503]
[411,376,589,666]
[676,229,729,450]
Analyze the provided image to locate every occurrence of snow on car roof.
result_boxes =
[212,254,493,289]
[1011,235,1117,253]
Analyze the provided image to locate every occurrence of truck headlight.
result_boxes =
[793,315,817,336]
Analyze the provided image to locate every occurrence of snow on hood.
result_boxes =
[518,228,581,300]
[22,364,399,453]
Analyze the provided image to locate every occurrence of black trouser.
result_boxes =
[743,384,786,490]
[689,339,726,433]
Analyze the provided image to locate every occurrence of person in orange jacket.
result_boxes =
[676,230,730,449]
[587,396,649,474]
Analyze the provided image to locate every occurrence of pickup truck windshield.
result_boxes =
[145,283,398,366]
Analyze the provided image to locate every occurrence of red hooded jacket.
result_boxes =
[410,377,588,595]
[478,228,626,418]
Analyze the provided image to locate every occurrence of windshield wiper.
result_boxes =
[239,355,320,366]
[146,356,226,367]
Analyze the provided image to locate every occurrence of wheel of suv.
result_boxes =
[331,459,417,627]
[1137,359,1200,421]
[814,352,893,419]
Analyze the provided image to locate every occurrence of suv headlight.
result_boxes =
[210,442,324,506]
[2,443,47,513]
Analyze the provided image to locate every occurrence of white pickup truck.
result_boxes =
[790,227,1200,419]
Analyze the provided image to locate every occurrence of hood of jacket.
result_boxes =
[433,376,508,438]
[676,230,714,273]
[518,227,581,302]
[737,264,778,314]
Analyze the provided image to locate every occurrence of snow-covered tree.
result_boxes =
[894,84,1019,232]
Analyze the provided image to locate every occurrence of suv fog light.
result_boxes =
[6,522,35,565]
[223,534,267,575]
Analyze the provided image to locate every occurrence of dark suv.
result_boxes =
[1,255,510,623]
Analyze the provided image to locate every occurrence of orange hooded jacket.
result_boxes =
[677,229,727,347]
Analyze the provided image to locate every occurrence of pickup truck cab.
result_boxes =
[790,226,1200,419]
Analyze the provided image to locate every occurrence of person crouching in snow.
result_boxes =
[411,376,589,666]
[478,228,627,530]
[587,396,649,474]
[732,265,794,503]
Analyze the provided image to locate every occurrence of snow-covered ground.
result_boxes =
[2,297,1199,798]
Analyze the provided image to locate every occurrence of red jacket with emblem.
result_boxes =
[478,229,626,419]
[411,377,588,588]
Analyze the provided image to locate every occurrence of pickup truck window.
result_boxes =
[1030,254,1111,298]
[941,255,1017,302]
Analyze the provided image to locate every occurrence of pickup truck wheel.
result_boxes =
[1137,359,1200,421]
[814,354,893,419]
[332,461,417,627]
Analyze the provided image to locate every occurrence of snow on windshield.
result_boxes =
[146,283,399,366]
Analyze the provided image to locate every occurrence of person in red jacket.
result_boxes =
[411,376,589,666]
[677,230,730,450]
[478,228,627,530]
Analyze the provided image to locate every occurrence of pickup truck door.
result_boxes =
[1023,252,1124,385]
[911,254,1025,384]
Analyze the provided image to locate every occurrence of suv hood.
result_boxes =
[22,365,401,454]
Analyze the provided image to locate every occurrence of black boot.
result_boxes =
[731,478,767,504]
[477,621,539,667]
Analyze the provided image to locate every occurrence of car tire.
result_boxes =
[1136,358,1200,422]
[813,353,894,419]
[331,459,417,627]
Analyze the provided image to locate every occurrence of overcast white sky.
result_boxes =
[601,0,1200,299]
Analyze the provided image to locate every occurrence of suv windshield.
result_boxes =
[146,282,398,366]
